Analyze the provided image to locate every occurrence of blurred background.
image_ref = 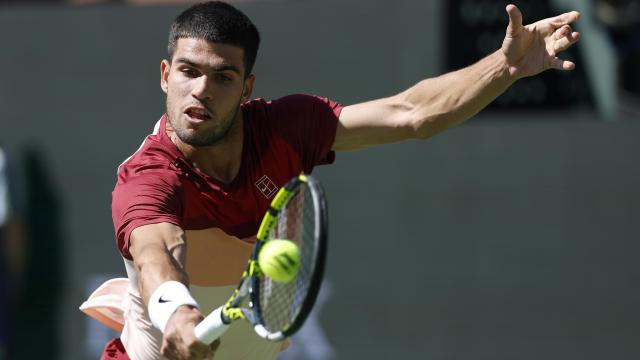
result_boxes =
[1,0,639,359]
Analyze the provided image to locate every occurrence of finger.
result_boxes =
[189,344,211,360]
[553,25,572,40]
[202,342,219,359]
[550,57,575,71]
[505,4,523,36]
[210,339,221,352]
[160,342,176,359]
[572,31,580,42]
[163,346,185,360]
[554,31,580,53]
[188,337,213,357]
[203,341,220,360]
[549,10,580,27]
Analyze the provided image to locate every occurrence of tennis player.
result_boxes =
[80,1,580,359]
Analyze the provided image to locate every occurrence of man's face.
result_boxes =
[161,38,254,146]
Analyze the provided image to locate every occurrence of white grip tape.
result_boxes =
[148,281,199,333]
[194,306,230,344]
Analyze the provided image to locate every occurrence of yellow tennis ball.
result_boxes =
[258,239,301,283]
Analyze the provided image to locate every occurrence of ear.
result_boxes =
[241,74,256,102]
[160,59,171,94]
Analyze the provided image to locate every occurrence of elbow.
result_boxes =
[408,112,442,140]
[391,95,434,141]
[396,91,444,141]
[412,119,432,140]
[401,85,464,140]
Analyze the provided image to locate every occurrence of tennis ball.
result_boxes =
[258,239,301,283]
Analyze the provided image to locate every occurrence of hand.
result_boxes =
[161,306,221,360]
[501,4,581,79]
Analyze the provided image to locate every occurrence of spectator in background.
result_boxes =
[0,147,23,360]
[0,146,62,360]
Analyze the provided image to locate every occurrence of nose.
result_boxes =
[191,75,212,101]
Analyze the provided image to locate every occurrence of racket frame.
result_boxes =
[194,174,328,343]
[251,175,328,341]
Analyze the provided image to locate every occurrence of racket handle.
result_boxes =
[194,306,230,344]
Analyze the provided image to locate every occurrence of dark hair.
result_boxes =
[168,1,261,77]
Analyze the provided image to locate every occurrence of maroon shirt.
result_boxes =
[112,94,342,260]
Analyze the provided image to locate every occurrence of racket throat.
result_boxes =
[222,307,246,322]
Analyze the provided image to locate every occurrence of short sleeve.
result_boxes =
[268,94,342,173]
[111,169,183,259]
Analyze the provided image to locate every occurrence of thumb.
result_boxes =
[506,4,523,36]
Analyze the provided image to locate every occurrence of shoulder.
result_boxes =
[116,134,183,187]
[242,94,342,116]
[112,147,186,213]
[111,151,185,227]
[115,115,184,182]
[117,148,180,184]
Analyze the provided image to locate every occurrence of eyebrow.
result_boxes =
[175,57,242,74]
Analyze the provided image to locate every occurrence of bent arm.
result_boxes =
[333,50,513,150]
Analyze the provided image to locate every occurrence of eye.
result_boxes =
[181,68,200,78]
[215,73,233,83]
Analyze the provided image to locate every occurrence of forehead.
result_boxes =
[172,38,245,72]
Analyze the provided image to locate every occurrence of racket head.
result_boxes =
[249,174,328,341]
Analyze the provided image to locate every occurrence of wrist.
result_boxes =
[148,280,199,333]
[492,49,519,84]
[493,49,518,81]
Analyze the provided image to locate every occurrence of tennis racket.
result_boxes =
[194,174,328,343]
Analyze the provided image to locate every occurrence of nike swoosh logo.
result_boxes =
[159,296,172,303]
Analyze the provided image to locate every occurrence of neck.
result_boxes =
[169,111,244,184]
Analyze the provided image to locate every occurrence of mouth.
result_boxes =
[184,106,212,122]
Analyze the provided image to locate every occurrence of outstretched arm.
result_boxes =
[333,4,580,151]
[130,222,219,360]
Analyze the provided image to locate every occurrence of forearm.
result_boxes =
[130,222,189,305]
[129,223,211,356]
[406,50,515,139]
[136,244,189,305]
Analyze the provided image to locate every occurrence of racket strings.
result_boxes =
[258,185,318,333]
